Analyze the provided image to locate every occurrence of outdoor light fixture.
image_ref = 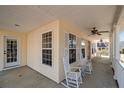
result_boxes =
[81,42,85,46]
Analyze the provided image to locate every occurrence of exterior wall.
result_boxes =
[27,20,60,83]
[58,20,90,82]
[0,30,27,71]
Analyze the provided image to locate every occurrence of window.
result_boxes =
[42,32,52,66]
[69,34,76,64]
[92,48,94,54]
[82,48,85,58]
[123,49,124,54]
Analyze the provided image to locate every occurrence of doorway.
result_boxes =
[4,36,20,68]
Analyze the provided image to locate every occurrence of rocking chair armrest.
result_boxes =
[67,71,81,79]
[68,71,80,75]
[71,67,82,69]
[71,67,82,72]
[68,71,81,78]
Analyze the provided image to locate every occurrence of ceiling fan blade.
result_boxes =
[99,31,109,33]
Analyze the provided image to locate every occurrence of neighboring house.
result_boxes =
[120,41,124,54]
[119,41,124,62]
[96,41,109,57]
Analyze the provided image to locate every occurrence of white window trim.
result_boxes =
[3,36,20,68]
[41,31,53,67]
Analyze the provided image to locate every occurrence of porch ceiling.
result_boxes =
[0,5,117,40]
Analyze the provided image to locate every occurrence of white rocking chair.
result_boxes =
[78,49,93,76]
[85,59,92,74]
[63,49,82,88]
[63,58,82,88]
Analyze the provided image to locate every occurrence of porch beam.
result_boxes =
[111,6,123,31]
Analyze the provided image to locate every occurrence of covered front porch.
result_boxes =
[0,5,124,88]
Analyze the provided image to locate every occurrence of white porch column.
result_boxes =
[0,35,4,71]
[113,25,121,80]
[114,25,120,61]
[109,31,113,61]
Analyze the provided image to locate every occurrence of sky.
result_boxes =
[119,32,124,41]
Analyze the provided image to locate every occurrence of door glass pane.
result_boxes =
[6,39,17,63]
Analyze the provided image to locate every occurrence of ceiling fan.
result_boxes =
[88,27,109,36]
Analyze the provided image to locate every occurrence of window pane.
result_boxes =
[42,49,52,66]
[42,32,52,48]
[42,38,46,43]
[69,49,76,64]
[69,34,76,48]
[82,48,85,58]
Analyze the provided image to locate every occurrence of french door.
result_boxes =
[4,36,19,68]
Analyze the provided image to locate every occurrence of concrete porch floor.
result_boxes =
[80,57,117,88]
[0,57,117,88]
[0,66,65,88]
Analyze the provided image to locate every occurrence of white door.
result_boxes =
[4,36,19,68]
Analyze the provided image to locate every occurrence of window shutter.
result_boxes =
[76,37,80,62]
[64,33,69,64]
